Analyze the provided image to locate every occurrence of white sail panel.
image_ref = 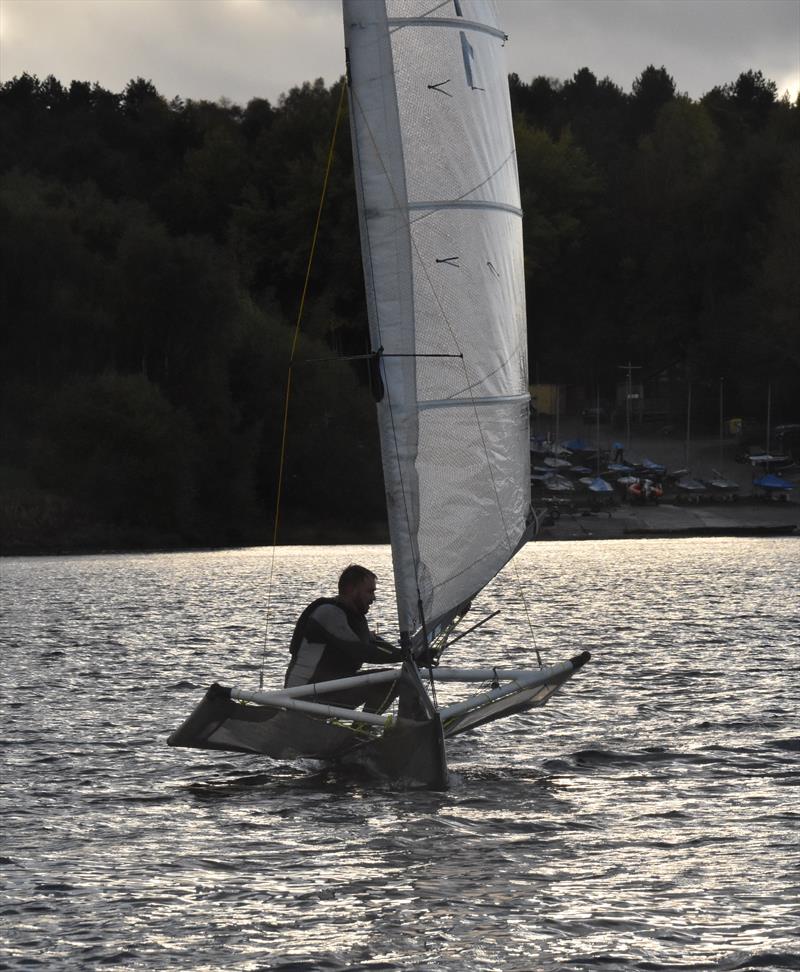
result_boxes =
[344,0,529,641]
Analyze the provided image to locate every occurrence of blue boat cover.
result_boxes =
[754,474,794,490]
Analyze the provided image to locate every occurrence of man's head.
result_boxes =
[338,564,377,615]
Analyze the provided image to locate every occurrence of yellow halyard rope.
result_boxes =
[259,81,348,686]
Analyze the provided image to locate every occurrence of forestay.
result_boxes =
[344,0,530,645]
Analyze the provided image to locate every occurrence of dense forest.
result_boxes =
[1,66,798,551]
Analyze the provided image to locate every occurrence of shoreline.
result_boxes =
[535,500,798,542]
[4,425,796,555]
[531,420,798,541]
[3,502,797,556]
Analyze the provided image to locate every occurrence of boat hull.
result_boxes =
[167,653,590,789]
[340,714,448,790]
[168,681,449,788]
[167,682,362,760]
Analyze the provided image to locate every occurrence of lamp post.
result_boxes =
[617,361,641,453]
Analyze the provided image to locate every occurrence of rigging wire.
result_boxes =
[258,81,348,688]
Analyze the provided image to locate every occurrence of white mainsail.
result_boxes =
[344,0,530,644]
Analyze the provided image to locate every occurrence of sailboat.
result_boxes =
[168,0,590,789]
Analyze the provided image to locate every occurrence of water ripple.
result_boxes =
[1,538,798,970]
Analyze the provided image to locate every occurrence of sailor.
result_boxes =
[284,564,404,710]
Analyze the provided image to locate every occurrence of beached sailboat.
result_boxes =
[168,0,590,789]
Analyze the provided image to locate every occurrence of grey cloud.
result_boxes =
[500,0,800,97]
[2,0,797,105]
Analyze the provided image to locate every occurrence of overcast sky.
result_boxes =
[2,0,798,106]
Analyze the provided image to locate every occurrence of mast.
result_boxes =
[618,361,640,454]
[766,382,772,455]
[555,383,560,447]
[595,387,601,476]
[344,0,529,647]
[685,380,692,470]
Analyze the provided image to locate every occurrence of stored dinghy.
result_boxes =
[709,469,740,499]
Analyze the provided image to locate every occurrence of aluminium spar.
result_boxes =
[344,0,530,646]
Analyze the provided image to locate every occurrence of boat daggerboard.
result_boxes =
[344,0,530,647]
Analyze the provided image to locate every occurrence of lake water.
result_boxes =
[2,538,799,971]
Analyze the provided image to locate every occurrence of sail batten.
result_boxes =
[344,0,530,643]
[386,16,508,40]
[400,393,530,412]
[407,200,522,216]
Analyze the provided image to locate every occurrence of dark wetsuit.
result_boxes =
[284,597,403,709]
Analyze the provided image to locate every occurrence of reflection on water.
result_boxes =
[2,538,799,970]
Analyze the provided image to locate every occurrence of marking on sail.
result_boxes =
[460,32,484,91]
[487,262,501,278]
[435,256,460,267]
[428,80,453,97]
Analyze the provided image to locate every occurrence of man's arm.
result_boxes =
[369,631,405,661]
[308,604,403,666]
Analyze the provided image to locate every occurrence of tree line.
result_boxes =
[0,66,797,551]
